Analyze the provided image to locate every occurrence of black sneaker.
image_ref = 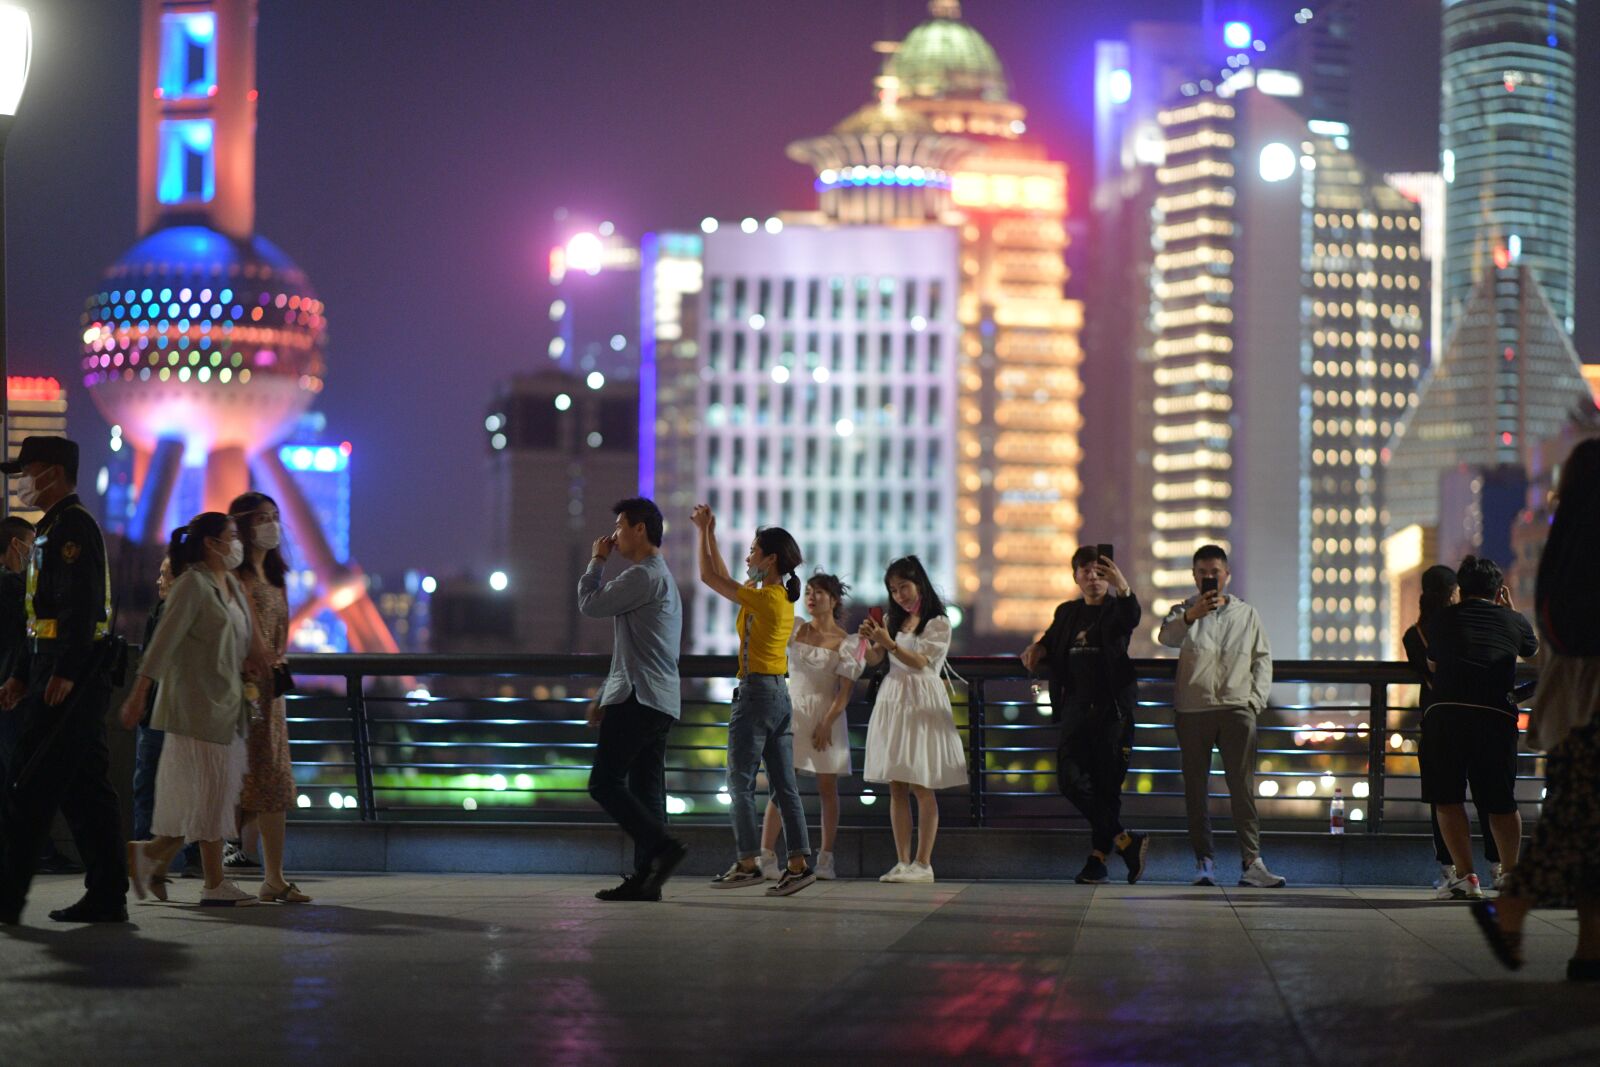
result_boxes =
[594,873,661,902]
[641,838,689,896]
[47,898,129,923]
[766,865,816,897]
[1118,832,1151,884]
[223,844,261,870]
[710,863,764,889]
[1074,856,1110,884]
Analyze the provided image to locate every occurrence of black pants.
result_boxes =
[0,664,126,913]
[587,692,674,874]
[1056,697,1134,854]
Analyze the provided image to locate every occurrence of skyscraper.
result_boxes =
[1439,0,1578,341]
[5,376,67,520]
[1143,77,1426,660]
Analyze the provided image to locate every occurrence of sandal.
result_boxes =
[259,881,313,904]
[1470,899,1524,971]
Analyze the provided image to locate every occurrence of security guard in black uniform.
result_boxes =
[0,437,127,925]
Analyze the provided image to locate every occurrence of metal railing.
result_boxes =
[277,654,1544,834]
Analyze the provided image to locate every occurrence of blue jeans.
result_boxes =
[727,674,809,860]
[133,724,199,873]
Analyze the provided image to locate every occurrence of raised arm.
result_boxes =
[691,505,743,603]
[578,560,656,618]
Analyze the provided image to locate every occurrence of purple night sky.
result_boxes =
[8,0,1598,577]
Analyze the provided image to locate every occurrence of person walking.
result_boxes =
[1402,564,1502,892]
[580,498,688,902]
[1022,546,1150,885]
[0,516,35,780]
[1421,556,1537,900]
[756,573,862,882]
[1472,438,1600,979]
[1159,544,1285,888]
[861,555,967,884]
[120,513,263,908]
[0,437,129,925]
[690,504,815,897]
[229,492,310,904]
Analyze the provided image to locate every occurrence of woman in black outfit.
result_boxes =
[1403,564,1500,892]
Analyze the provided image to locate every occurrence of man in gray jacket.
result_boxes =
[1158,545,1286,888]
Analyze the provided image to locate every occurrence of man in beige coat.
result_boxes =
[1158,544,1286,888]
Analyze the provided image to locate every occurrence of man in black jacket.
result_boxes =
[1022,546,1150,884]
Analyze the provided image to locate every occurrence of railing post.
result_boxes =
[968,677,987,827]
[347,673,377,821]
[1366,682,1386,834]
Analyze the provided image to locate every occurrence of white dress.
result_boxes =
[788,623,864,777]
[863,617,968,789]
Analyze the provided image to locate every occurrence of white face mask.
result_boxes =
[15,469,51,508]
[255,521,282,551]
[217,539,244,570]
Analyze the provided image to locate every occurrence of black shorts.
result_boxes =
[1419,704,1520,814]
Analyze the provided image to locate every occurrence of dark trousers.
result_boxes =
[1056,696,1134,854]
[588,693,674,874]
[0,665,127,913]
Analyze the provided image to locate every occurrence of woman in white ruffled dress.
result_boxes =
[757,574,862,882]
[860,556,967,884]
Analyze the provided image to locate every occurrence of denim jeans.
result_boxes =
[727,674,809,860]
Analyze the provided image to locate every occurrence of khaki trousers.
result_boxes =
[1174,707,1261,866]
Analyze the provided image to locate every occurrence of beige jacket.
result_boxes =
[141,569,252,745]
[1158,595,1273,714]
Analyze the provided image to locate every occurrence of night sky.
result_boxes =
[9,0,1598,577]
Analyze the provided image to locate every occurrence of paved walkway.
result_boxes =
[1,873,1594,1066]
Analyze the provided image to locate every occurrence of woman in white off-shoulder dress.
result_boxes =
[860,556,967,884]
[758,574,862,881]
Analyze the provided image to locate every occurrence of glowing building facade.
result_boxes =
[5,377,67,520]
[1144,81,1426,660]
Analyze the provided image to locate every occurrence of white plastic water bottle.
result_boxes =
[1329,788,1346,835]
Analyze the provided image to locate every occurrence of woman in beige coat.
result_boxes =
[120,512,266,907]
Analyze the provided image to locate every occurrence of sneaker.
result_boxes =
[710,863,764,889]
[1435,872,1484,900]
[897,862,935,884]
[200,880,260,907]
[222,844,261,870]
[1491,863,1507,892]
[126,841,157,902]
[814,851,837,881]
[766,865,817,897]
[1192,858,1217,886]
[757,849,782,881]
[595,873,660,902]
[1239,858,1287,888]
[1118,833,1151,884]
[1074,856,1110,884]
[640,838,689,896]
[879,862,910,883]
[1433,863,1457,891]
[259,881,313,904]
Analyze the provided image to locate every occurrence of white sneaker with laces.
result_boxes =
[1436,872,1483,900]
[1433,863,1457,891]
[757,849,781,881]
[1239,858,1287,888]
[1192,858,1217,886]
[879,862,910,883]
[898,862,935,884]
[200,880,260,907]
[815,851,837,880]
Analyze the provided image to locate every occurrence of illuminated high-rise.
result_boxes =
[1440,0,1577,341]
[5,377,67,520]
[1143,77,1426,660]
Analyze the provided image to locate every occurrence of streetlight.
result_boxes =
[0,5,32,515]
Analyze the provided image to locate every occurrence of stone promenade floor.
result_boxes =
[1,873,1596,1066]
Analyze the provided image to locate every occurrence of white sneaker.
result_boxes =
[1435,872,1483,900]
[1192,858,1217,886]
[879,862,910,883]
[898,862,934,884]
[815,851,837,880]
[200,880,261,907]
[757,849,781,881]
[1239,858,1287,888]
[1433,863,1457,891]
[1491,862,1506,891]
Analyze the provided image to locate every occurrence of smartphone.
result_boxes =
[1096,543,1114,562]
[1200,576,1219,595]
[868,606,884,624]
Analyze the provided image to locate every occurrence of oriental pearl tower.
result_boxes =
[79,0,396,653]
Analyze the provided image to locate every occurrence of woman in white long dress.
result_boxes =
[860,556,967,884]
[757,574,862,881]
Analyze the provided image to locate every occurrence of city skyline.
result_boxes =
[8,0,1600,579]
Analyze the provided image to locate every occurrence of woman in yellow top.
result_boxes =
[690,504,815,897]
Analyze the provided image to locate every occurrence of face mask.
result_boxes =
[255,521,282,551]
[746,563,768,582]
[219,539,244,570]
[15,469,51,507]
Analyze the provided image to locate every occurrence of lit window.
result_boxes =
[158,12,217,100]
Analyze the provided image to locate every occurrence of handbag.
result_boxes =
[271,663,297,698]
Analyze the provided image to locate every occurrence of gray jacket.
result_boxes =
[141,569,252,745]
[1158,595,1273,714]
[578,554,683,718]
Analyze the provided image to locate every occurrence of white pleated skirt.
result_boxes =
[151,732,247,844]
[863,674,968,790]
